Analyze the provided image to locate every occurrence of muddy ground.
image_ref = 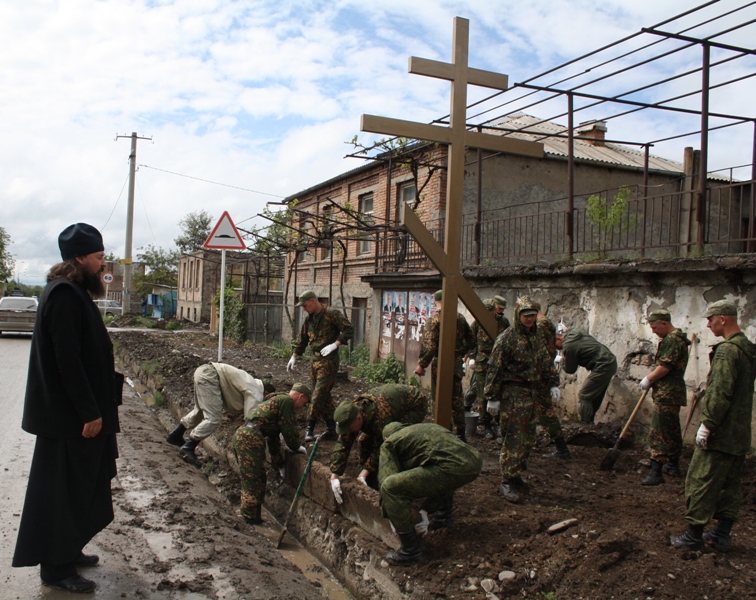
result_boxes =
[111,327,756,600]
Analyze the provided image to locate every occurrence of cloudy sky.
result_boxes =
[2,0,754,285]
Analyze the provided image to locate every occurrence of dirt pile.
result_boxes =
[112,329,756,600]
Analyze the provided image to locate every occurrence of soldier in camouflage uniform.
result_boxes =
[328,384,428,497]
[288,290,353,442]
[672,300,756,550]
[536,312,571,459]
[231,383,311,525]
[484,297,560,503]
[556,327,617,423]
[639,309,691,485]
[378,422,482,564]
[414,290,475,440]
[464,296,510,438]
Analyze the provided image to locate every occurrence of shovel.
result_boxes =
[599,389,648,470]
[275,436,320,549]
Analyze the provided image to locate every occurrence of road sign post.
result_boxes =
[203,212,247,362]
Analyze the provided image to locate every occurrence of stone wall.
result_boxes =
[464,254,756,446]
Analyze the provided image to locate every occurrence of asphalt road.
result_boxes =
[0,333,69,599]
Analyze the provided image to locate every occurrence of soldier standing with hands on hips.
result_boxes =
[287,290,353,442]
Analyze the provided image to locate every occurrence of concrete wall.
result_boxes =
[464,255,756,447]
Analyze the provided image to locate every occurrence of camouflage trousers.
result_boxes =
[578,359,617,423]
[499,386,537,479]
[430,358,465,429]
[380,456,482,532]
[685,448,745,526]
[466,364,499,428]
[232,426,281,519]
[534,386,563,441]
[648,403,682,462]
[307,357,338,425]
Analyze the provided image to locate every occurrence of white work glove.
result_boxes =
[297,445,307,455]
[696,423,711,449]
[640,376,652,390]
[550,387,561,403]
[279,467,286,478]
[486,400,500,416]
[554,353,563,368]
[357,469,369,486]
[468,358,475,369]
[286,355,297,372]
[415,509,430,537]
[320,342,339,357]
[330,477,343,504]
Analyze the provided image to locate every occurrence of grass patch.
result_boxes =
[137,317,157,329]
[152,390,165,408]
[141,359,159,375]
[165,321,182,331]
[352,351,407,385]
[103,315,116,325]
[268,341,293,359]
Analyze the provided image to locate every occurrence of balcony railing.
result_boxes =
[373,179,756,272]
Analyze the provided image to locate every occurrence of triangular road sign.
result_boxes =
[204,211,246,250]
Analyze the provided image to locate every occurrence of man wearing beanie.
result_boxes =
[13,223,121,593]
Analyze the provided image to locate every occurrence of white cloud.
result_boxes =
[0,0,753,285]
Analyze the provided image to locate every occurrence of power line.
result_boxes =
[101,172,130,231]
[137,164,285,198]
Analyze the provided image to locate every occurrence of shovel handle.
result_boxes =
[617,389,648,442]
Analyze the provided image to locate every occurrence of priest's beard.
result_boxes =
[82,269,106,298]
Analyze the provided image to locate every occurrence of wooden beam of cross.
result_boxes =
[361,17,544,427]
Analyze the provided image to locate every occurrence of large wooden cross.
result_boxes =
[361,17,544,426]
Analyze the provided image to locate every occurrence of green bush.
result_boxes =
[103,314,116,325]
[152,390,165,408]
[137,317,157,329]
[214,287,246,344]
[352,351,407,385]
[269,340,293,359]
[165,321,182,331]
[141,359,159,375]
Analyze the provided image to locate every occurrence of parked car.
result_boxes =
[95,299,123,317]
[0,296,38,334]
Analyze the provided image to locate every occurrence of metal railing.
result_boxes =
[372,179,755,271]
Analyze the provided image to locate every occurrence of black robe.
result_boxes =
[13,278,120,568]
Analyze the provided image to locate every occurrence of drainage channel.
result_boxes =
[127,374,354,599]
[257,507,353,600]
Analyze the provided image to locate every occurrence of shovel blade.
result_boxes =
[600,447,622,470]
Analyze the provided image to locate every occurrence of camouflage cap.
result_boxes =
[291,383,312,398]
[516,296,540,316]
[334,400,359,435]
[295,290,317,306]
[382,421,406,439]
[493,295,507,308]
[433,289,443,302]
[647,309,672,323]
[704,299,738,318]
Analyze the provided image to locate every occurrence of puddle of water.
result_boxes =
[257,508,353,599]
[118,474,157,509]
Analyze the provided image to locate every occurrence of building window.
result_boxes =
[298,219,310,263]
[399,181,416,206]
[321,206,333,260]
[358,192,374,255]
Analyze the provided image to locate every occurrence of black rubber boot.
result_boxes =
[385,530,425,564]
[166,423,186,447]
[320,420,338,441]
[670,524,704,550]
[245,505,264,525]
[703,518,733,551]
[455,427,467,443]
[662,458,681,477]
[179,438,202,467]
[499,478,521,503]
[542,436,571,459]
[642,460,665,486]
[304,421,316,443]
[429,497,454,531]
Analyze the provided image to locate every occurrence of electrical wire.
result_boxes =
[136,172,158,247]
[101,172,130,231]
[137,164,285,198]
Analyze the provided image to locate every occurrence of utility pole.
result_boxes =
[116,132,151,314]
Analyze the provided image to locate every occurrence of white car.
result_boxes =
[95,299,123,316]
[0,296,38,334]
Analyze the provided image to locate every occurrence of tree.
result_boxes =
[0,227,15,283]
[175,210,213,254]
[133,244,180,296]
[586,186,636,259]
